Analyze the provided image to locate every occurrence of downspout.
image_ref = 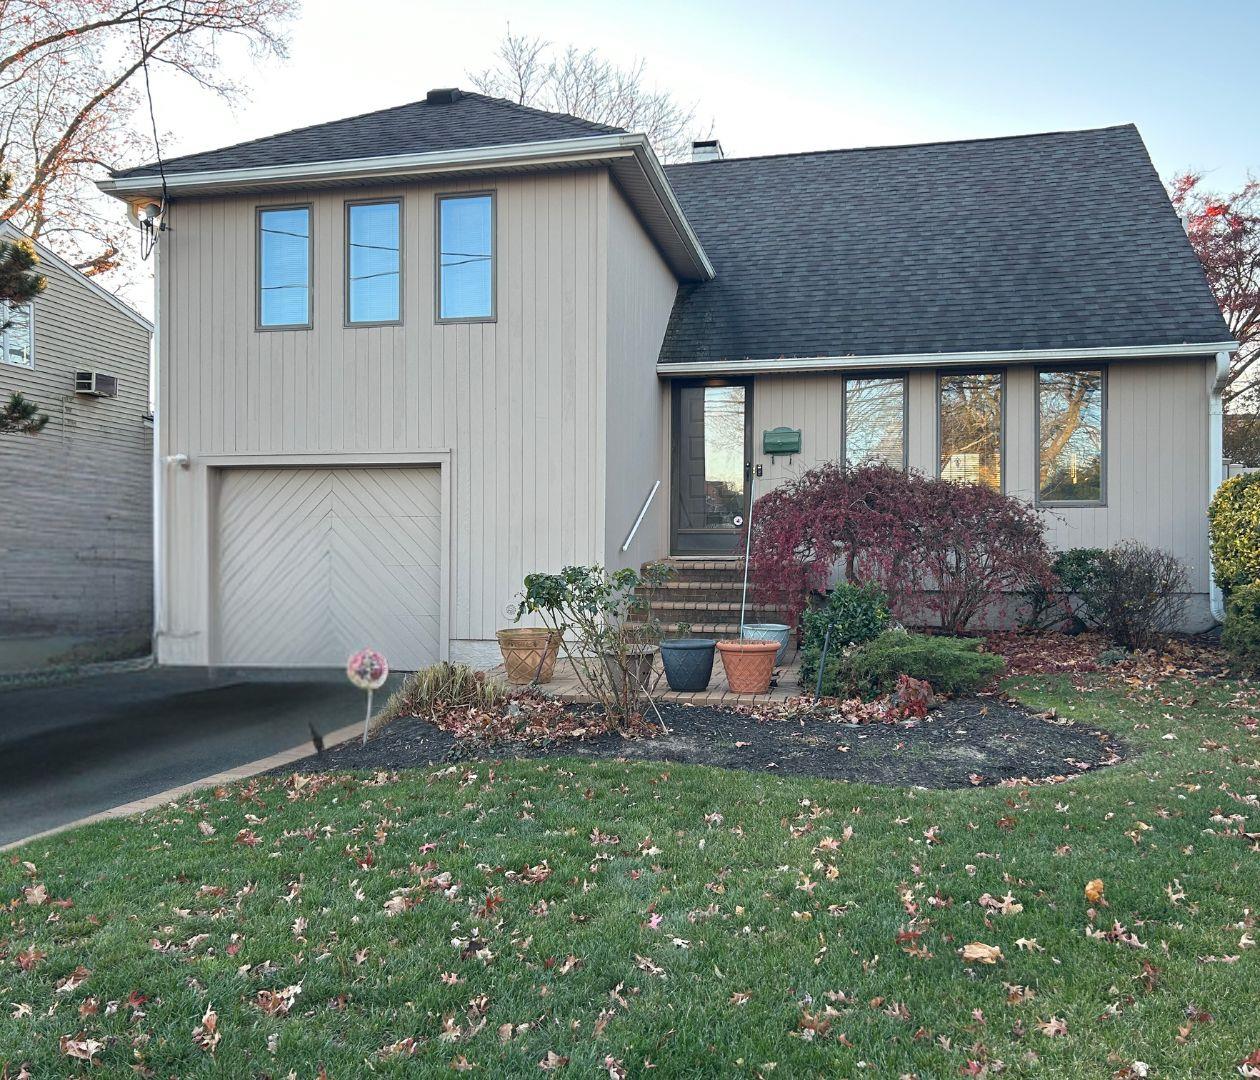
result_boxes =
[151,233,165,651]
[1208,350,1232,624]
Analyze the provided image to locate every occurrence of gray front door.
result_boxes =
[670,380,752,555]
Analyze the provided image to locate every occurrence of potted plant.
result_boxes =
[716,638,780,694]
[495,626,563,685]
[515,562,673,728]
[659,622,716,692]
[739,622,791,664]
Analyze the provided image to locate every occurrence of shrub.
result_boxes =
[819,630,1005,699]
[799,583,890,690]
[374,662,511,734]
[1076,541,1189,650]
[1222,582,1260,671]
[1021,548,1105,630]
[1209,472,1260,592]
[748,462,1055,632]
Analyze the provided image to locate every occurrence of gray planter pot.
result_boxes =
[659,638,716,691]
[602,645,657,695]
[740,622,791,665]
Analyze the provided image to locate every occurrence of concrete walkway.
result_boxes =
[0,667,396,846]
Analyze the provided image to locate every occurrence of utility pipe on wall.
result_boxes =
[1208,350,1232,624]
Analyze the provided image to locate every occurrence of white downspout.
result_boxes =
[1208,350,1232,624]
[151,233,165,652]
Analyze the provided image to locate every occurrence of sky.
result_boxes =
[118,0,1259,309]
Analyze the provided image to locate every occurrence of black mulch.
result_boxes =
[274,697,1124,789]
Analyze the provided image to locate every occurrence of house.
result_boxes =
[0,224,154,653]
[96,90,1235,670]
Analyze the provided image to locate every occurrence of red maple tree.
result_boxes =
[1170,172,1260,405]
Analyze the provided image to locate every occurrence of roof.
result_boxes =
[0,222,152,333]
[112,90,624,179]
[658,124,1230,365]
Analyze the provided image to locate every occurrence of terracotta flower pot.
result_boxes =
[496,628,563,685]
[716,638,780,694]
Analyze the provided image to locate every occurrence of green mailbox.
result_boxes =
[762,426,802,458]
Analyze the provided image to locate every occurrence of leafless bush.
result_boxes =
[1076,541,1188,651]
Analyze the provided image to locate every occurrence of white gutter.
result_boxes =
[97,133,714,281]
[1208,350,1233,624]
[658,341,1241,377]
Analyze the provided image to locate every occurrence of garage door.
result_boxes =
[214,466,442,669]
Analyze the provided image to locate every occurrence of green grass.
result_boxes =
[2,675,1258,1077]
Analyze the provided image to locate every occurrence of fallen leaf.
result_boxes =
[961,942,1003,965]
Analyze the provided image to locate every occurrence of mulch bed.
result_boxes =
[275,696,1124,790]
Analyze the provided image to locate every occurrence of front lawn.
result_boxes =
[2,675,1257,1077]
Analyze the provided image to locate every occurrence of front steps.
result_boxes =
[630,557,793,639]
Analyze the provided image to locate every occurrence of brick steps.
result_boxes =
[633,557,793,640]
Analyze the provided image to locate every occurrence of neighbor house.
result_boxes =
[97,91,1235,670]
[0,223,154,651]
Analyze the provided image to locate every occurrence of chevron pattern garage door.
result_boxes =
[214,466,442,669]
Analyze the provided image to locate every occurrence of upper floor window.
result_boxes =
[1039,368,1104,503]
[0,301,33,367]
[437,193,494,321]
[939,370,1003,490]
[843,375,905,469]
[257,205,311,328]
[346,199,401,325]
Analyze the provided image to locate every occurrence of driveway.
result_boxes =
[0,667,399,846]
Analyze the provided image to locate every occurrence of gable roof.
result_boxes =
[658,124,1231,366]
[112,91,624,179]
[0,223,152,332]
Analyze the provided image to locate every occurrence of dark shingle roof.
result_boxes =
[659,125,1229,363]
[112,90,623,179]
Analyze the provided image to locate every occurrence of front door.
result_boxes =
[670,380,753,555]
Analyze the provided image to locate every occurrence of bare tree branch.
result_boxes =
[469,27,702,162]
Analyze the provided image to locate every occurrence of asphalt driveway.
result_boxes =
[0,667,399,846]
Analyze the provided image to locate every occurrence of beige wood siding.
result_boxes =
[213,465,442,667]
[0,251,152,638]
[604,185,677,569]
[157,170,624,665]
[751,358,1213,622]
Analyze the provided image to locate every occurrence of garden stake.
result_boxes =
[815,623,833,700]
[362,688,373,746]
[738,470,757,634]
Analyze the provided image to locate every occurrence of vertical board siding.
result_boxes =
[604,185,677,569]
[158,171,613,662]
[751,357,1212,599]
[0,254,152,638]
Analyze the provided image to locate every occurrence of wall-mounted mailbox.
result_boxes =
[762,426,802,457]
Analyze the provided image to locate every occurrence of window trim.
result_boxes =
[255,202,313,331]
[1035,364,1108,508]
[841,372,908,471]
[435,190,497,324]
[344,197,403,328]
[936,368,1006,492]
[0,300,35,369]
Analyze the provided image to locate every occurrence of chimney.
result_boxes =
[426,88,462,105]
[691,138,724,163]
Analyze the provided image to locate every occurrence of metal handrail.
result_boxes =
[620,479,661,553]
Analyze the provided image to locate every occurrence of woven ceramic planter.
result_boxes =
[602,645,657,695]
[496,628,562,685]
[740,622,791,665]
[716,638,780,694]
[659,638,716,692]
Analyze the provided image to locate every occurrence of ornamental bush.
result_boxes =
[830,630,1006,700]
[1021,547,1105,630]
[748,462,1055,631]
[1221,582,1260,672]
[799,583,890,691]
[1209,472,1260,592]
[1076,541,1188,651]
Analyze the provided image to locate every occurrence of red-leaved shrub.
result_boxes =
[748,462,1055,632]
